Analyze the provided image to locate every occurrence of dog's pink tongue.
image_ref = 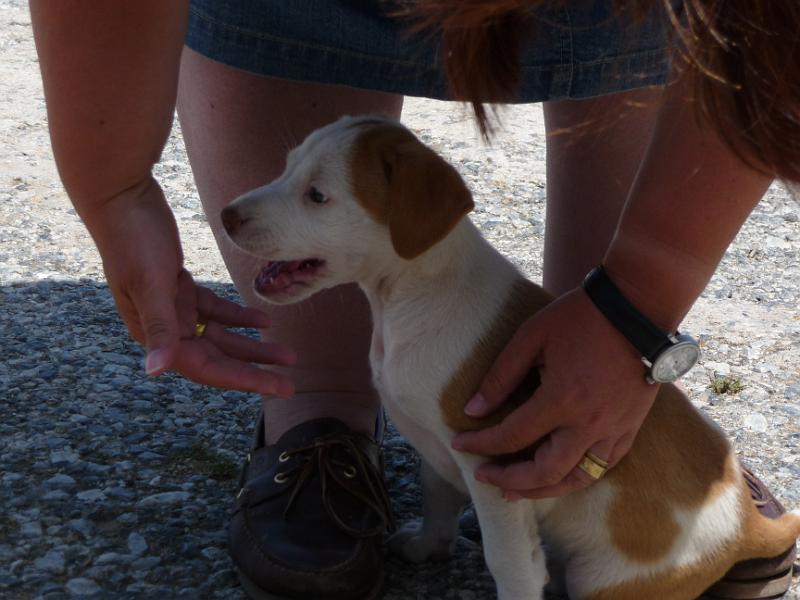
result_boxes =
[255,260,302,293]
[261,273,293,292]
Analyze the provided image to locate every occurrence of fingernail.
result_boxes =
[465,393,486,416]
[451,437,465,451]
[145,349,169,375]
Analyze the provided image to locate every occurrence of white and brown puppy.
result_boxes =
[221,116,800,600]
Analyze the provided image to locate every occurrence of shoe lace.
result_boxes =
[276,433,396,537]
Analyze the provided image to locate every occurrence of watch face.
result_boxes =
[651,341,701,383]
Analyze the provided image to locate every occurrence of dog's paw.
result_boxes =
[387,520,457,563]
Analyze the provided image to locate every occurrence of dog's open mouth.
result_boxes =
[254,259,326,294]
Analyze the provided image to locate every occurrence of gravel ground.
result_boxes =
[1,1,798,598]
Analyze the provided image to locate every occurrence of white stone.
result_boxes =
[704,361,731,376]
[743,412,768,433]
[138,491,190,507]
[34,549,65,574]
[127,532,148,556]
[76,489,106,502]
[66,577,101,596]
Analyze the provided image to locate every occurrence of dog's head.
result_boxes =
[221,116,474,304]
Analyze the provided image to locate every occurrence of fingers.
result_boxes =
[172,342,295,397]
[473,429,583,489]
[196,285,271,329]
[506,470,594,500]
[465,315,545,418]
[476,432,616,499]
[137,283,180,376]
[203,322,296,366]
[453,386,559,455]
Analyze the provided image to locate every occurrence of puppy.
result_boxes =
[221,116,800,600]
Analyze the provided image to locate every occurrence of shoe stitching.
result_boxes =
[239,505,373,577]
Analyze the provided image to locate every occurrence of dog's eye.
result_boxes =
[308,186,328,205]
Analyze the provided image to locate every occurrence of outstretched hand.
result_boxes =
[84,179,296,397]
[452,287,658,499]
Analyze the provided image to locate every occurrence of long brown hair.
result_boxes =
[406,0,800,182]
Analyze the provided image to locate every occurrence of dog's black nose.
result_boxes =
[221,206,244,234]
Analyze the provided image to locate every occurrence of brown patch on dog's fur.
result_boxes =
[439,278,550,433]
[602,383,735,566]
[349,123,474,259]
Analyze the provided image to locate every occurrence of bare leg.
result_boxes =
[542,87,663,295]
[176,48,403,442]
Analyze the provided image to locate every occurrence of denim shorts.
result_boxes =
[186,0,670,102]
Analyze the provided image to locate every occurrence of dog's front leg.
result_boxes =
[457,456,548,600]
[389,458,469,562]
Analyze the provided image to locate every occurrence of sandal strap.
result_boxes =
[700,568,793,600]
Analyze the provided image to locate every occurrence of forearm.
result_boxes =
[29,1,188,238]
[604,73,773,331]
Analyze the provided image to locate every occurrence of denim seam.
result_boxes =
[189,5,425,69]
[564,6,575,97]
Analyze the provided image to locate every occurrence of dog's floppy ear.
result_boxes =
[352,124,474,259]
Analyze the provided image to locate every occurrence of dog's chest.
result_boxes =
[370,337,468,485]
[368,300,491,433]
[366,269,522,427]
[370,338,450,431]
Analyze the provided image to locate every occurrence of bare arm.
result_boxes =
[455,73,772,497]
[29,1,296,396]
[30,1,186,215]
[604,75,772,330]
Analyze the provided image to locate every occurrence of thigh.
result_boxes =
[176,47,402,307]
[541,86,663,296]
[176,49,402,389]
[177,47,402,236]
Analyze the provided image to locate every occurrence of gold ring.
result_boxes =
[577,451,609,480]
[194,322,207,338]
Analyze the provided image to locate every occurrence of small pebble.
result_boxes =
[65,577,101,596]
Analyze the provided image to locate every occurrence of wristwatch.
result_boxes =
[582,266,700,384]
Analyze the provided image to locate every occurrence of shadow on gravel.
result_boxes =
[0,278,494,599]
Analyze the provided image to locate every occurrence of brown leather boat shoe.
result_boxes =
[229,414,395,600]
[699,468,797,600]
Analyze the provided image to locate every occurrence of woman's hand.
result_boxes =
[84,179,296,397]
[451,287,658,499]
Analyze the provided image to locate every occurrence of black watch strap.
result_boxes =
[582,266,671,361]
